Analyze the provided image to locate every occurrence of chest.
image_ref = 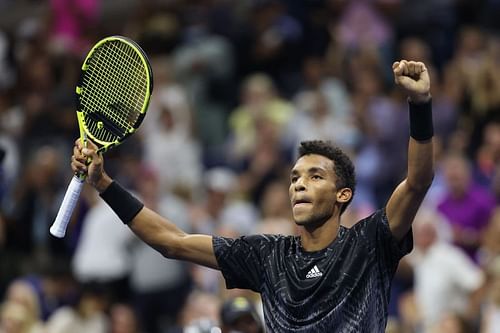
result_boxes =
[259,241,384,332]
[265,237,376,305]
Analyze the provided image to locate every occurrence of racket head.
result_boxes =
[76,36,153,152]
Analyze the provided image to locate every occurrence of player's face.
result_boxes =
[289,154,339,227]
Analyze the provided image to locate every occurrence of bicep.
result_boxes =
[129,207,219,269]
[386,179,428,240]
[175,234,219,269]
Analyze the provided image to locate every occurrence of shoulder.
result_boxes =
[345,208,400,250]
[213,234,295,256]
[220,234,294,247]
[349,208,388,232]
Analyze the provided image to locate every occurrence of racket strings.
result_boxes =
[89,43,144,130]
[80,39,148,142]
[103,42,146,124]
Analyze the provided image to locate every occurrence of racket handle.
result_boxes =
[50,176,85,238]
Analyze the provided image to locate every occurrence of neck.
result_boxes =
[299,216,341,252]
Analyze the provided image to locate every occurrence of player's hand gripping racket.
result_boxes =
[50,36,153,238]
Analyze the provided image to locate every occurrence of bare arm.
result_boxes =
[72,140,219,269]
[128,207,218,268]
[386,60,434,240]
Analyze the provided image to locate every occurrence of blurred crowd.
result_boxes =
[0,0,500,332]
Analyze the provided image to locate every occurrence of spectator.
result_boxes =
[437,152,496,260]
[189,167,238,235]
[109,303,141,333]
[475,120,500,188]
[0,301,43,333]
[1,280,44,333]
[287,89,359,153]
[173,6,235,150]
[48,0,100,55]
[4,281,41,324]
[239,0,303,95]
[142,67,203,199]
[71,190,133,303]
[397,0,457,68]
[227,73,294,165]
[404,208,484,331]
[220,297,263,333]
[169,290,222,333]
[296,56,352,123]
[255,179,296,236]
[3,146,67,260]
[44,283,109,333]
[336,0,395,56]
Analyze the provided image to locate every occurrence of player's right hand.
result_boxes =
[71,138,111,192]
[392,60,431,103]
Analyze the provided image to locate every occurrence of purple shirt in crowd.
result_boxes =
[438,184,496,258]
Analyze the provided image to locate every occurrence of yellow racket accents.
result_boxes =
[76,35,153,152]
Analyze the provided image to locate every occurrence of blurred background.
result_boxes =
[0,0,499,332]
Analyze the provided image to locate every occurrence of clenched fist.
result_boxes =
[393,60,431,104]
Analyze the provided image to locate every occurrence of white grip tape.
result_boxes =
[50,176,84,238]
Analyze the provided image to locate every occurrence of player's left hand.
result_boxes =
[393,60,431,104]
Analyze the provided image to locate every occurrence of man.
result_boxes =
[220,297,263,333]
[71,60,434,332]
[407,209,483,331]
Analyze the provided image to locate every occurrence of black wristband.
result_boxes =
[99,181,144,224]
[409,99,433,141]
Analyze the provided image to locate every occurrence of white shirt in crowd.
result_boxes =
[409,242,484,330]
[72,200,133,282]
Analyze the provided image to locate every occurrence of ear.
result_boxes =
[336,187,352,204]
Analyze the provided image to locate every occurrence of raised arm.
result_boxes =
[386,60,434,240]
[71,139,219,269]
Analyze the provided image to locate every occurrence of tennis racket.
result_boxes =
[50,36,153,238]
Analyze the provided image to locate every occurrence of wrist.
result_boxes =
[95,174,112,193]
[408,98,433,141]
[99,181,144,224]
[408,92,432,104]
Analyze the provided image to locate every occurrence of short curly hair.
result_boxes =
[298,140,356,215]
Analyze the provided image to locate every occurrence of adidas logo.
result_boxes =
[306,265,323,278]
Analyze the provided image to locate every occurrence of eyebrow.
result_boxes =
[290,167,327,176]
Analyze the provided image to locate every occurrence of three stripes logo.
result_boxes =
[306,265,323,279]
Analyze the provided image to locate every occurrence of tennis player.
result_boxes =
[71,60,434,332]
